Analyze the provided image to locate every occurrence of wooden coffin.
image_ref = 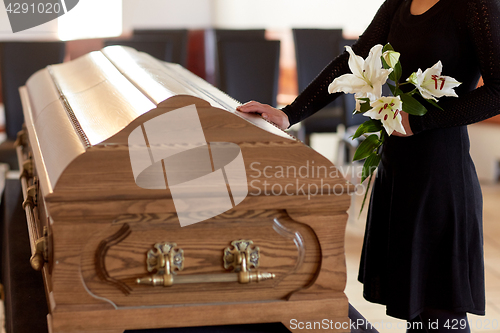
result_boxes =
[16,46,352,333]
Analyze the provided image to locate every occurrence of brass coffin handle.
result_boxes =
[136,240,275,287]
[17,144,48,271]
[31,227,48,271]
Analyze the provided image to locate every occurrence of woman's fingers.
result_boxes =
[236,101,267,114]
[236,101,290,130]
[263,112,288,130]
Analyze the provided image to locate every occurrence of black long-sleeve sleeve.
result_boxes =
[409,0,500,133]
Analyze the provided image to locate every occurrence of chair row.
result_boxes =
[104,29,280,107]
[0,42,66,169]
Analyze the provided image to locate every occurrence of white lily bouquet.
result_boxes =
[328,43,461,211]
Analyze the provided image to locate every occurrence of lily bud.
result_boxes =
[407,72,419,86]
[382,50,400,68]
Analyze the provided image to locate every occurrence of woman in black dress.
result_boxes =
[237,0,500,331]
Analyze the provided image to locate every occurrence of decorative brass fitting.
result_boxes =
[136,242,183,286]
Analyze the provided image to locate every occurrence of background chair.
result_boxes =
[104,39,174,62]
[214,29,266,42]
[208,29,267,87]
[217,40,280,107]
[0,41,66,169]
[133,29,189,66]
[292,29,345,144]
[104,29,189,65]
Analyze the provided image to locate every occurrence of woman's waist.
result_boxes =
[381,126,470,165]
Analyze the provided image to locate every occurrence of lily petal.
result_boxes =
[328,74,368,94]
[364,44,384,84]
[346,46,365,78]
[329,44,393,102]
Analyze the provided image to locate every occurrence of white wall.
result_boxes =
[58,0,122,40]
[469,123,500,182]
[122,0,213,32]
[0,0,122,41]
[212,0,385,37]
[122,0,385,37]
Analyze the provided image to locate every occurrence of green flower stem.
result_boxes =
[408,88,418,95]
[359,172,375,218]
[358,129,386,216]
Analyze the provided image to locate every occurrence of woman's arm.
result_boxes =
[281,0,404,126]
[237,0,404,129]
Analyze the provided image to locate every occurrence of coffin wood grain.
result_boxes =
[48,297,349,333]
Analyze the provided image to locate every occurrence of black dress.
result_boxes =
[282,0,500,321]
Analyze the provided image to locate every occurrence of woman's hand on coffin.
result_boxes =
[237,101,290,130]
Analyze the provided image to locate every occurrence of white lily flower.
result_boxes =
[364,96,406,136]
[328,44,393,102]
[407,61,461,101]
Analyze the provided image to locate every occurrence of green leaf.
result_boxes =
[401,93,428,116]
[352,119,383,139]
[361,153,381,183]
[379,128,388,142]
[353,134,382,161]
[387,82,396,95]
[426,98,444,111]
[395,62,403,81]
[357,98,372,113]
[389,61,402,83]
[360,103,372,113]
[383,43,394,53]
[394,86,404,96]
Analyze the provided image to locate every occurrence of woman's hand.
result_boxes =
[236,101,290,131]
[393,111,414,137]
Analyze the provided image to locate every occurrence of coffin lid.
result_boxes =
[21,46,350,203]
